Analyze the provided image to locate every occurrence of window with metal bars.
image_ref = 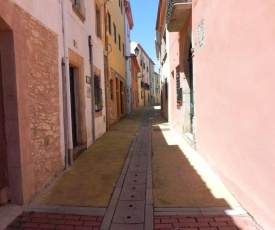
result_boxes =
[176,67,182,106]
[94,76,103,111]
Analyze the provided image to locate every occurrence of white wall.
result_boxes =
[13,0,107,150]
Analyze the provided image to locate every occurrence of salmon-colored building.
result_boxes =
[156,0,275,229]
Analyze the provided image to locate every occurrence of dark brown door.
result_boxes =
[120,81,124,114]
[0,54,8,203]
[69,67,78,147]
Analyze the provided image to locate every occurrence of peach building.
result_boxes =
[156,0,275,229]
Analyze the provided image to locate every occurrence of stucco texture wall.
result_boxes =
[193,1,275,229]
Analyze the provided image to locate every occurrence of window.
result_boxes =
[198,19,205,48]
[165,78,168,100]
[118,34,121,51]
[107,12,111,35]
[176,67,182,106]
[95,5,101,39]
[140,59,142,66]
[123,43,125,56]
[94,76,103,111]
[71,0,86,20]
[120,0,123,14]
[147,66,148,72]
[113,23,117,43]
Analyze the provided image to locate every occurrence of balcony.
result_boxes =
[166,0,192,32]
[141,81,150,90]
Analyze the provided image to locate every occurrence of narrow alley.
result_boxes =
[1,107,261,230]
[1,1,275,229]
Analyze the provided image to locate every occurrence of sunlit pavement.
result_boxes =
[2,106,262,230]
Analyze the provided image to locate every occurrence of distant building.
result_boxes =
[131,42,155,107]
[152,72,161,105]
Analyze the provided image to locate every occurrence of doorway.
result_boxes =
[120,81,124,114]
[69,67,78,147]
[188,45,194,133]
[183,40,195,144]
[116,78,120,117]
[0,53,8,204]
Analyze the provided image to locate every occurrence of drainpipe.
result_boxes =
[61,0,74,167]
[104,2,110,130]
[88,36,96,144]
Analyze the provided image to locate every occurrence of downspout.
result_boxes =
[61,0,74,167]
[104,2,110,130]
[104,52,109,130]
[88,36,96,144]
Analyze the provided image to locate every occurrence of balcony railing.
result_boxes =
[141,81,150,90]
[166,0,192,32]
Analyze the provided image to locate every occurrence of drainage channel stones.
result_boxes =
[113,119,150,225]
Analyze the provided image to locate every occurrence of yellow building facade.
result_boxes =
[105,0,126,126]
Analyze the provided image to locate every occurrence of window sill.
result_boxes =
[95,110,103,118]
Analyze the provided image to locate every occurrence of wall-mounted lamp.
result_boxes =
[125,47,139,60]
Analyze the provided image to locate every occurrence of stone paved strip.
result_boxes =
[101,108,153,230]
[5,212,102,230]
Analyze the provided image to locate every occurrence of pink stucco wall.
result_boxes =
[169,17,191,134]
[193,1,275,229]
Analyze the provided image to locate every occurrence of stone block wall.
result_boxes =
[14,5,63,192]
[23,8,63,191]
[0,1,63,202]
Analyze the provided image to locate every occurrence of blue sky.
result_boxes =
[130,0,159,67]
